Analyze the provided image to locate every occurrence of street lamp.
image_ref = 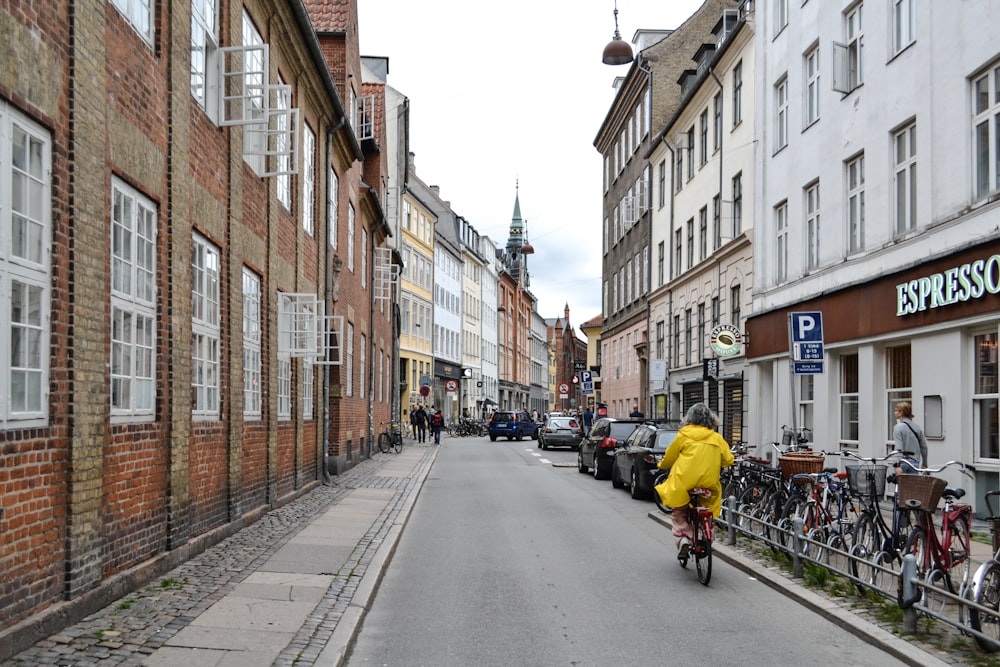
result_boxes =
[602,1,634,66]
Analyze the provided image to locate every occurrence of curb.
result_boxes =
[315,446,441,666]
[646,511,950,667]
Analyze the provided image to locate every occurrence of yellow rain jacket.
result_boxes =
[656,424,734,517]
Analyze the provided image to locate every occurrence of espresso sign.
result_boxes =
[896,254,1000,316]
[710,324,743,357]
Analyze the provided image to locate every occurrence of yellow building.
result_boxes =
[398,185,436,429]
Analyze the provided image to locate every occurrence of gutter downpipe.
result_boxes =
[637,56,653,418]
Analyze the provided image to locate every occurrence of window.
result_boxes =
[686,128,695,180]
[346,322,354,397]
[241,12,266,172]
[699,206,707,262]
[712,297,720,326]
[799,375,814,433]
[192,234,220,417]
[656,321,665,360]
[847,154,865,253]
[658,160,666,208]
[347,202,355,271]
[805,181,820,270]
[361,227,368,288]
[674,229,682,279]
[277,357,291,419]
[732,61,743,126]
[657,241,664,286]
[840,352,859,444]
[834,5,864,93]
[275,79,291,208]
[191,0,218,108]
[973,63,1000,199]
[713,193,721,250]
[303,360,314,420]
[774,0,788,35]
[675,145,683,192]
[893,0,915,55]
[110,181,156,418]
[110,0,153,43]
[302,123,315,236]
[672,315,681,367]
[699,109,708,166]
[360,334,366,399]
[686,218,694,271]
[974,331,999,459]
[885,344,911,441]
[697,304,705,362]
[775,201,788,283]
[713,93,722,151]
[731,173,743,237]
[775,77,788,151]
[805,46,820,126]
[2,109,51,428]
[329,167,338,249]
[243,268,261,418]
[894,122,917,234]
[730,285,741,328]
[684,309,692,366]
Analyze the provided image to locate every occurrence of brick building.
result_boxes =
[0,0,396,653]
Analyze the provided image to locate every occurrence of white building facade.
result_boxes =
[747,0,1000,506]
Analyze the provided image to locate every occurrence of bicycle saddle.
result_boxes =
[944,487,965,500]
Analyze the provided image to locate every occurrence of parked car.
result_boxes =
[488,410,539,441]
[611,424,680,499]
[538,416,584,450]
[577,417,646,480]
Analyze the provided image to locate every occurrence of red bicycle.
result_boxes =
[898,460,976,609]
[677,487,715,585]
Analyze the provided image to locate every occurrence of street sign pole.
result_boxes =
[787,314,798,439]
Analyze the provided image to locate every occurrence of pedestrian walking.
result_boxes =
[582,405,594,436]
[430,408,445,444]
[414,405,428,443]
[409,405,418,439]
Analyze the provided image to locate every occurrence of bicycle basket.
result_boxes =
[895,474,947,510]
[845,464,886,498]
[778,452,825,481]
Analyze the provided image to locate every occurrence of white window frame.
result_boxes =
[243,268,261,418]
[221,13,267,127]
[893,122,917,235]
[731,172,743,237]
[190,0,219,113]
[346,321,354,397]
[973,330,999,461]
[192,233,221,419]
[110,179,157,420]
[893,0,916,55]
[805,46,820,126]
[355,94,375,140]
[847,154,865,254]
[732,61,743,126]
[303,359,314,420]
[839,352,860,448]
[1,106,52,428]
[805,181,821,270]
[110,0,153,45]
[775,77,788,151]
[973,63,1000,200]
[775,201,788,283]
[347,203,355,272]
[302,123,315,236]
[774,0,788,36]
[360,333,366,399]
[329,166,338,249]
[833,5,864,93]
[277,356,291,420]
[361,227,368,288]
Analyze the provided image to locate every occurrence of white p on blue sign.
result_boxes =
[790,311,824,374]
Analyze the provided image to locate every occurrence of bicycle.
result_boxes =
[377,421,403,454]
[898,460,976,610]
[778,469,857,564]
[676,486,716,585]
[968,490,1000,652]
[840,449,917,592]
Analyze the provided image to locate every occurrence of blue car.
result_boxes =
[487,411,539,441]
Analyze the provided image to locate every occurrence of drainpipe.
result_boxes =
[322,117,346,483]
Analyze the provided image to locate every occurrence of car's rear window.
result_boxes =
[654,431,680,448]
[492,412,515,421]
[610,423,642,439]
[550,418,578,428]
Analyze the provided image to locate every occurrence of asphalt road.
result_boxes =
[345,436,909,666]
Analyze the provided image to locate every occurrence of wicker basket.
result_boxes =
[778,452,825,481]
[896,474,947,510]
[846,464,887,498]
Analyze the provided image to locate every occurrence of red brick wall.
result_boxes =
[189,423,229,536]
[241,422,269,509]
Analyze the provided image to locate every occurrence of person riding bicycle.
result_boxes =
[656,403,734,559]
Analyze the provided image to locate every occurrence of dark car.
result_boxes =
[488,410,539,441]
[538,416,584,450]
[577,417,646,480]
[611,424,680,500]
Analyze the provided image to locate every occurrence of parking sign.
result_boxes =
[789,312,824,374]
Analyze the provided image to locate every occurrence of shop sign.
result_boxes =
[709,324,743,357]
[896,254,1000,316]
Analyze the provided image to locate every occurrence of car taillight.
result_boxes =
[601,437,617,449]
[642,454,657,464]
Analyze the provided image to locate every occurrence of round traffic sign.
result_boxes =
[419,385,430,397]
[559,382,570,394]
[445,379,458,392]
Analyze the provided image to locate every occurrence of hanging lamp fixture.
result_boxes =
[602,1,634,65]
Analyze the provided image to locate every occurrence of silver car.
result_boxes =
[538,416,584,450]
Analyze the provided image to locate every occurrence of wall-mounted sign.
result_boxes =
[709,324,743,357]
[896,254,1000,316]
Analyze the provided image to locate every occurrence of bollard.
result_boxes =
[727,495,737,546]
[900,554,919,634]
[792,517,804,578]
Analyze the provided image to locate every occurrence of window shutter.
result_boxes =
[831,42,850,94]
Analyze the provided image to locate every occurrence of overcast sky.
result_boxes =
[357,0,704,325]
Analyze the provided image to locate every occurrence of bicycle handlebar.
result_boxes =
[901,459,977,477]
[820,449,916,462]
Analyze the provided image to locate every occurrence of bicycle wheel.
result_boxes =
[945,514,972,594]
[903,526,929,581]
[696,538,713,585]
[971,561,1000,652]
[392,432,403,454]
[850,514,878,594]
[778,493,808,554]
[377,431,391,453]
